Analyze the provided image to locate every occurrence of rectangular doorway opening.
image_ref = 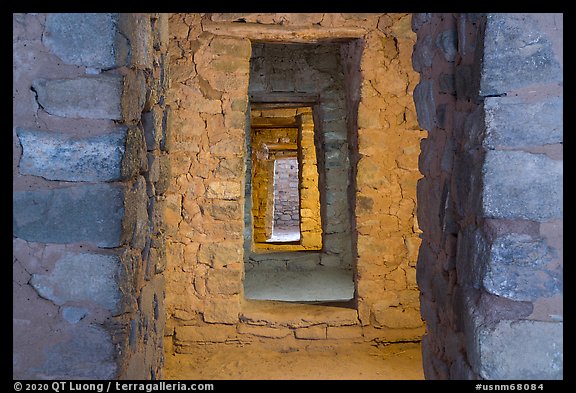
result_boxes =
[243,41,359,305]
[270,157,301,243]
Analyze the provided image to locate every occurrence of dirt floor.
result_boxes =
[163,341,423,380]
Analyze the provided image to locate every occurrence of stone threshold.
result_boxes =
[240,297,359,329]
[243,268,354,302]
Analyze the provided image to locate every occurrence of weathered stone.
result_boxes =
[483,234,561,301]
[122,70,148,122]
[62,307,89,324]
[198,242,242,268]
[43,13,125,69]
[438,73,455,95]
[294,325,327,340]
[480,13,562,96]
[373,306,423,329]
[203,298,240,324]
[37,325,117,379]
[17,128,126,182]
[326,325,363,339]
[206,181,243,200]
[32,75,123,120]
[142,107,164,151]
[475,320,563,379]
[205,200,242,221]
[206,269,242,295]
[155,153,171,195]
[483,96,563,149]
[413,79,435,131]
[412,35,433,72]
[237,324,292,338]
[482,150,562,221]
[411,13,431,32]
[118,14,153,69]
[454,64,474,99]
[30,252,121,312]
[147,153,160,183]
[435,29,458,62]
[175,325,237,343]
[120,125,146,180]
[435,104,447,129]
[161,106,173,152]
[13,184,124,247]
[122,176,149,249]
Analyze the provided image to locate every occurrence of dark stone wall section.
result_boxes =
[412,13,563,380]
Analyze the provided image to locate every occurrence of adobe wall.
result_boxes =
[164,13,426,354]
[412,13,563,379]
[13,13,168,379]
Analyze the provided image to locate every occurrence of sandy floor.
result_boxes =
[163,341,423,380]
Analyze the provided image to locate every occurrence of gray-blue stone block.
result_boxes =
[36,324,117,379]
[480,13,562,96]
[483,234,561,301]
[436,29,458,62]
[32,75,123,120]
[17,128,127,182]
[482,150,562,221]
[411,35,433,72]
[476,320,563,379]
[30,252,121,312]
[13,184,125,247]
[484,96,563,149]
[413,79,436,131]
[62,307,89,324]
[43,13,126,69]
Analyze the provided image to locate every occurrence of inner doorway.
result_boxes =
[270,157,300,242]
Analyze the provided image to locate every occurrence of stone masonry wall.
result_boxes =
[412,13,563,379]
[273,158,300,232]
[248,42,351,266]
[13,13,169,379]
[251,125,299,242]
[165,13,426,355]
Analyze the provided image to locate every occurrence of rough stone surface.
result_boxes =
[482,150,562,221]
[17,128,127,182]
[484,96,563,148]
[413,79,435,131]
[436,29,458,62]
[13,11,168,381]
[43,13,124,69]
[480,13,562,96]
[13,184,125,247]
[165,13,425,355]
[477,320,563,379]
[62,307,89,324]
[122,176,149,249]
[483,234,561,301]
[36,325,117,379]
[414,13,563,380]
[30,253,121,312]
[32,75,123,120]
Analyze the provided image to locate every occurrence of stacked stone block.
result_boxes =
[13,13,169,379]
[272,158,300,232]
[251,124,299,243]
[412,13,563,379]
[248,42,351,264]
[165,13,426,354]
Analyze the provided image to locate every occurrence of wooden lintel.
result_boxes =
[202,21,366,43]
[251,117,299,128]
[250,92,319,105]
[265,143,298,151]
